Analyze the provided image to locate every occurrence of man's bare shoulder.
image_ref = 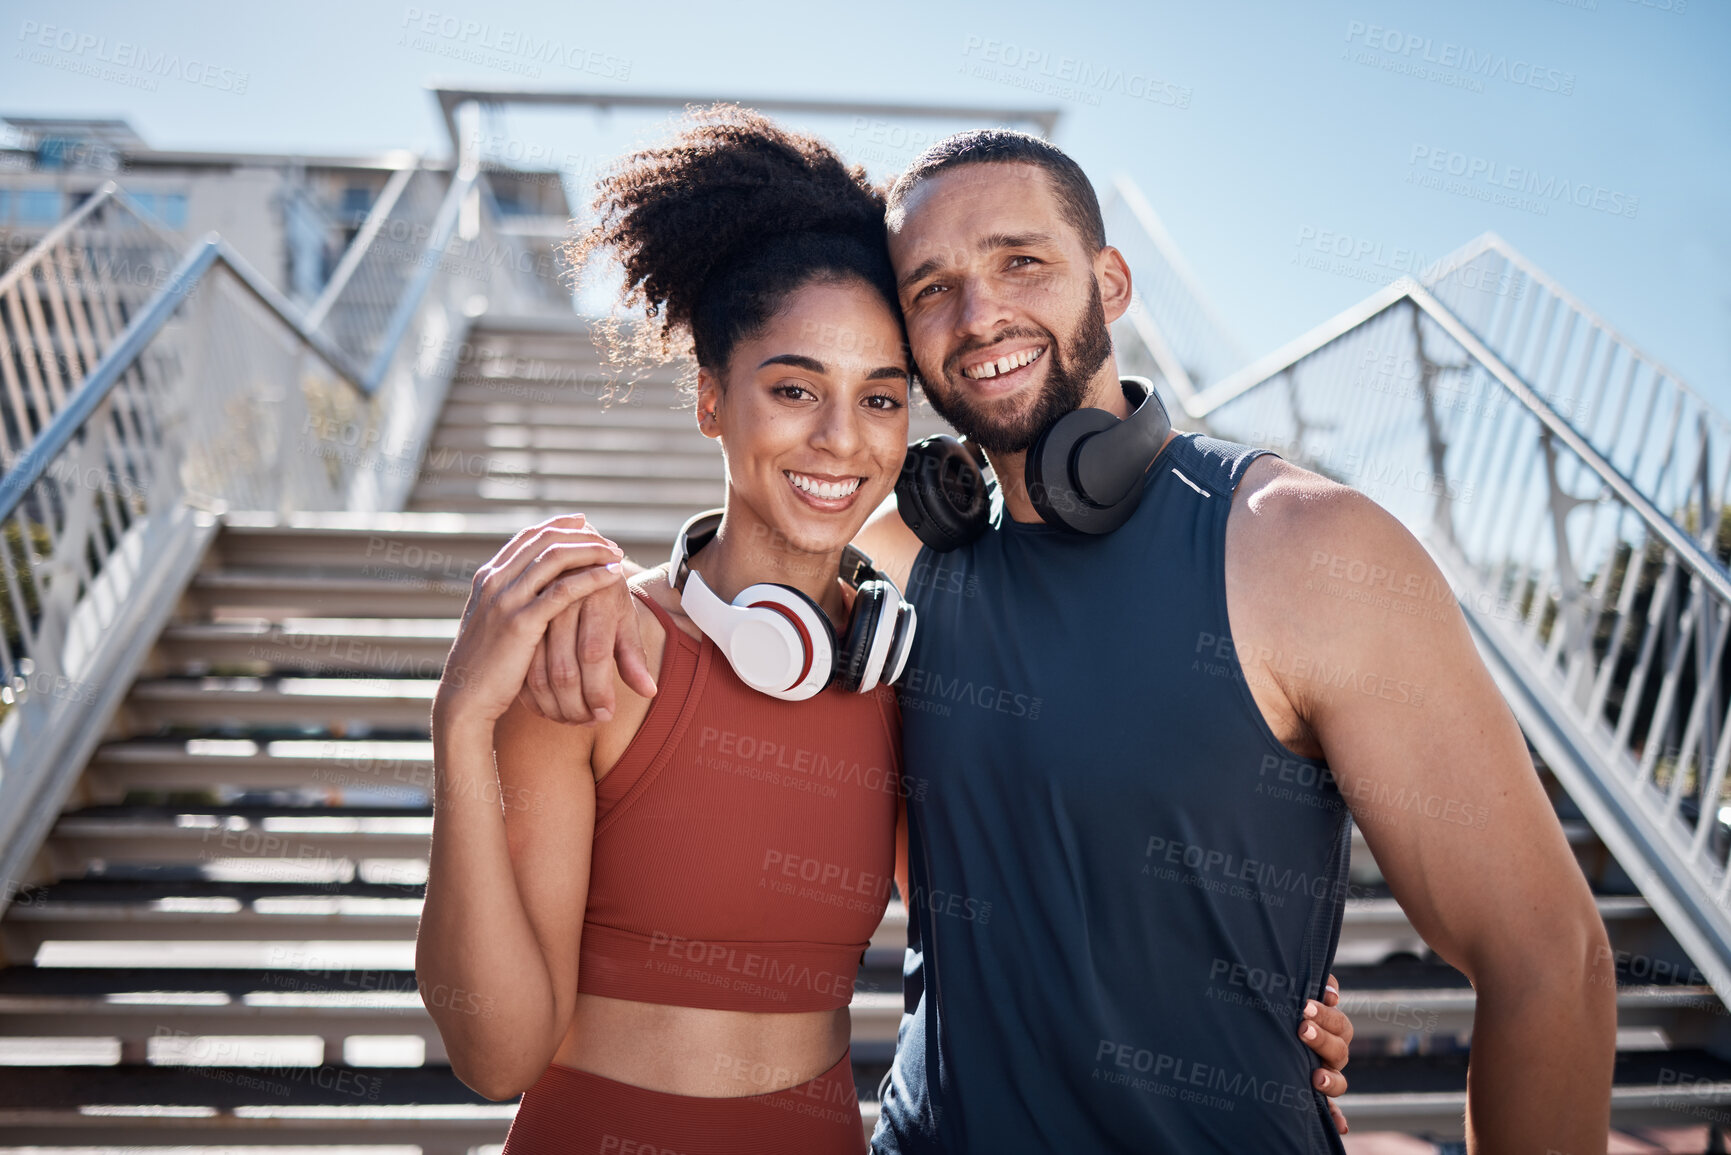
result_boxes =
[1229,451,1468,654]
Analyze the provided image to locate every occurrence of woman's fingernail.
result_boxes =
[593,708,612,723]
[605,562,622,573]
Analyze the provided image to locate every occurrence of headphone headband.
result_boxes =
[667,509,914,701]
[670,510,890,593]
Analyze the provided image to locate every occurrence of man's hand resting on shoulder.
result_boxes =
[511,514,656,725]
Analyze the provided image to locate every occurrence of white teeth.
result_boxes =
[964,346,1044,380]
[786,472,863,501]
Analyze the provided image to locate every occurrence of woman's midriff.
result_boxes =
[553,992,851,1096]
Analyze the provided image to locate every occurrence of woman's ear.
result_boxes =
[695,365,723,440]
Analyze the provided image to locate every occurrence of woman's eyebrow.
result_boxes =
[867,366,911,381]
[758,353,827,373]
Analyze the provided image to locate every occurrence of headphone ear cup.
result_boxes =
[897,436,989,552]
[733,582,837,700]
[836,582,887,694]
[1026,407,1139,534]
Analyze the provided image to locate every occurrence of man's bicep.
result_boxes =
[1300,510,1580,975]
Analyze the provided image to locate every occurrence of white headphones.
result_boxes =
[669,509,917,702]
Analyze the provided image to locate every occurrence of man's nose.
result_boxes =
[954,276,1012,340]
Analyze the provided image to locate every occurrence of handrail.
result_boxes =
[0,182,179,298]
[1194,276,1731,610]
[363,165,476,388]
[430,83,1063,158]
[1425,232,1704,407]
[302,161,422,332]
[0,235,367,526]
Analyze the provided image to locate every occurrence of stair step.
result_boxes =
[435,401,701,428]
[416,450,726,482]
[407,476,725,506]
[123,676,439,731]
[84,739,436,802]
[187,572,473,618]
[155,620,458,676]
[47,806,436,875]
[2,883,911,968]
[0,967,905,1060]
[0,1064,515,1154]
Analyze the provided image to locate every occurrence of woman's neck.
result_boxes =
[683,505,850,627]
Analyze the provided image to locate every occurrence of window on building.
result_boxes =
[340,185,374,218]
[130,192,189,229]
[10,189,61,224]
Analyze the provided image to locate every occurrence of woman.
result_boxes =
[415,107,1354,1154]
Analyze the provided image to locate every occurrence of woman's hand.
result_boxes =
[435,514,629,728]
[1297,972,1354,1135]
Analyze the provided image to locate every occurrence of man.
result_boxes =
[524,131,1614,1152]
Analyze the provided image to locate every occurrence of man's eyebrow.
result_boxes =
[897,231,1060,293]
[897,256,945,295]
[981,231,1056,251]
[758,353,827,373]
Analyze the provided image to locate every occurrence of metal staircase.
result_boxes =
[3,140,1731,1149]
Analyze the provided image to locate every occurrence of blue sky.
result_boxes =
[3,0,1726,404]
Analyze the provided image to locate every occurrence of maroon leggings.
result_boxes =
[500,1047,865,1155]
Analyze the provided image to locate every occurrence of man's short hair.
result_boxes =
[886,129,1107,252]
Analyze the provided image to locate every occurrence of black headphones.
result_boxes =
[670,510,918,701]
[895,376,1174,552]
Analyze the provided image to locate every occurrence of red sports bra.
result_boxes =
[577,589,903,1013]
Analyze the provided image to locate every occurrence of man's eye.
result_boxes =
[1008,255,1039,268]
[914,283,945,300]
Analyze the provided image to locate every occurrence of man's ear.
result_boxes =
[1095,245,1134,325]
[695,365,723,440]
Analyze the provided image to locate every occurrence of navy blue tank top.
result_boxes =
[874,431,1351,1154]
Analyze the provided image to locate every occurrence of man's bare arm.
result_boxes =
[1235,463,1615,1152]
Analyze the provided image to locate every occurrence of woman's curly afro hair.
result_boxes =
[566,104,900,384]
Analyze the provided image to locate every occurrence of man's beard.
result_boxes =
[918,279,1115,455]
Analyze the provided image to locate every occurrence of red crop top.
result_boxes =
[577,589,903,1013]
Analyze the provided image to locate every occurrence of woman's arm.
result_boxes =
[414,516,625,1099]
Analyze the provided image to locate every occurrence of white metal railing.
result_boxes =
[1193,276,1731,1008]
[0,162,559,894]
[0,186,183,475]
[1423,234,1730,553]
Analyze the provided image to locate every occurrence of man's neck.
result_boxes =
[985,358,1171,524]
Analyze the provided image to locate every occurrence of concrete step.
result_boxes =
[82,739,437,803]
[1,882,911,968]
[0,966,906,1061]
[186,572,473,619]
[121,676,439,732]
[408,476,726,507]
[154,619,458,676]
[417,450,726,482]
